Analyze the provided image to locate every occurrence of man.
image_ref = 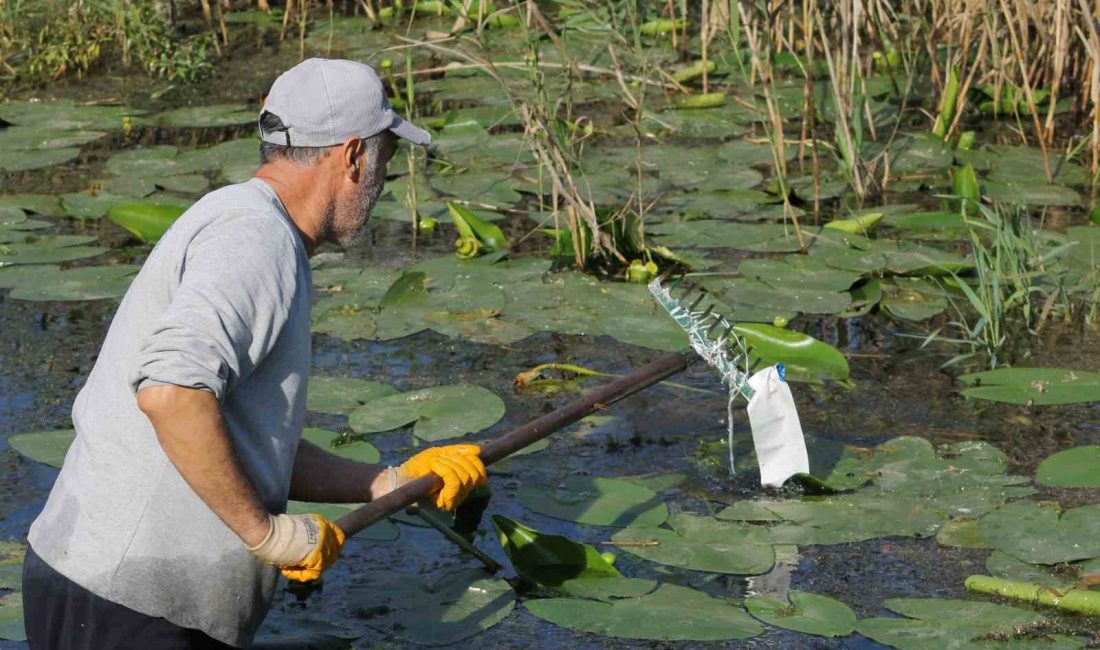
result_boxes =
[22,58,487,649]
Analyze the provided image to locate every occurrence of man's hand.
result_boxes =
[247,513,346,582]
[399,444,488,511]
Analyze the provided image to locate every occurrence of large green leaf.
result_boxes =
[0,99,145,131]
[985,551,1100,591]
[347,384,505,441]
[754,492,944,545]
[347,569,514,646]
[0,125,106,150]
[648,221,812,252]
[722,436,1031,545]
[935,518,990,549]
[745,590,856,637]
[734,323,850,384]
[306,377,397,415]
[491,515,620,589]
[106,203,187,243]
[959,367,1100,405]
[855,597,1079,650]
[1035,446,1100,488]
[979,501,1100,565]
[8,265,136,301]
[525,584,763,641]
[0,593,26,642]
[0,541,25,591]
[152,104,256,128]
[517,476,668,528]
[8,429,75,468]
[0,194,63,217]
[611,512,776,575]
[0,235,106,266]
[0,146,81,172]
[300,428,380,464]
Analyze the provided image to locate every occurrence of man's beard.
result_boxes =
[319,171,386,248]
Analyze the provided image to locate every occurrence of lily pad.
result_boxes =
[491,515,619,588]
[0,194,62,217]
[881,278,949,321]
[756,492,944,546]
[0,100,145,131]
[0,125,106,150]
[648,221,812,252]
[285,500,398,541]
[347,569,514,646]
[745,590,856,637]
[0,541,25,591]
[1035,446,1100,488]
[348,384,505,441]
[985,551,1100,591]
[855,597,1079,650]
[0,237,106,266]
[517,476,668,528]
[610,512,776,575]
[958,367,1100,405]
[979,501,1100,565]
[525,583,763,641]
[306,376,397,415]
[0,593,25,642]
[7,429,75,468]
[152,104,256,128]
[300,428,380,465]
[8,265,136,301]
[0,146,81,172]
[936,518,990,549]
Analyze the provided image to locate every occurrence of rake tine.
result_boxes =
[706,313,727,337]
[698,304,715,323]
[668,272,687,291]
[688,290,707,312]
[679,281,698,300]
[721,319,735,343]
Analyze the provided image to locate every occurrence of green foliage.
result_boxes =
[1,0,214,85]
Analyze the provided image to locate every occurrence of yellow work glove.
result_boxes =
[247,513,346,582]
[399,444,488,511]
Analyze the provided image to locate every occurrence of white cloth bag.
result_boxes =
[746,364,809,487]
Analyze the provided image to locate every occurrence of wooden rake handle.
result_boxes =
[334,350,693,537]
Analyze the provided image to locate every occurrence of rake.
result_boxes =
[334,273,799,541]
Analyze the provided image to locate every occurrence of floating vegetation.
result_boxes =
[346,569,514,646]
[347,384,505,442]
[959,368,1100,405]
[855,598,1080,650]
[978,501,1100,565]
[1035,446,1100,488]
[517,476,668,529]
[610,512,776,575]
[7,429,76,468]
[525,583,763,641]
[745,591,857,638]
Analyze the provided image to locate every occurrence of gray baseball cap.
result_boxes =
[259,58,431,147]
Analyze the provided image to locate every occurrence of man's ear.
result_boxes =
[341,137,364,180]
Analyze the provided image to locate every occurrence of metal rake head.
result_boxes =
[658,272,739,353]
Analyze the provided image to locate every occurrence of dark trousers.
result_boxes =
[22,545,236,650]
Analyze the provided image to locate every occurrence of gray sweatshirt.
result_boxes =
[28,178,313,647]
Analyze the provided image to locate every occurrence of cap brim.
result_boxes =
[389,114,432,146]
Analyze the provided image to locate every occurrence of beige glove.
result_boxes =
[247,513,346,582]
